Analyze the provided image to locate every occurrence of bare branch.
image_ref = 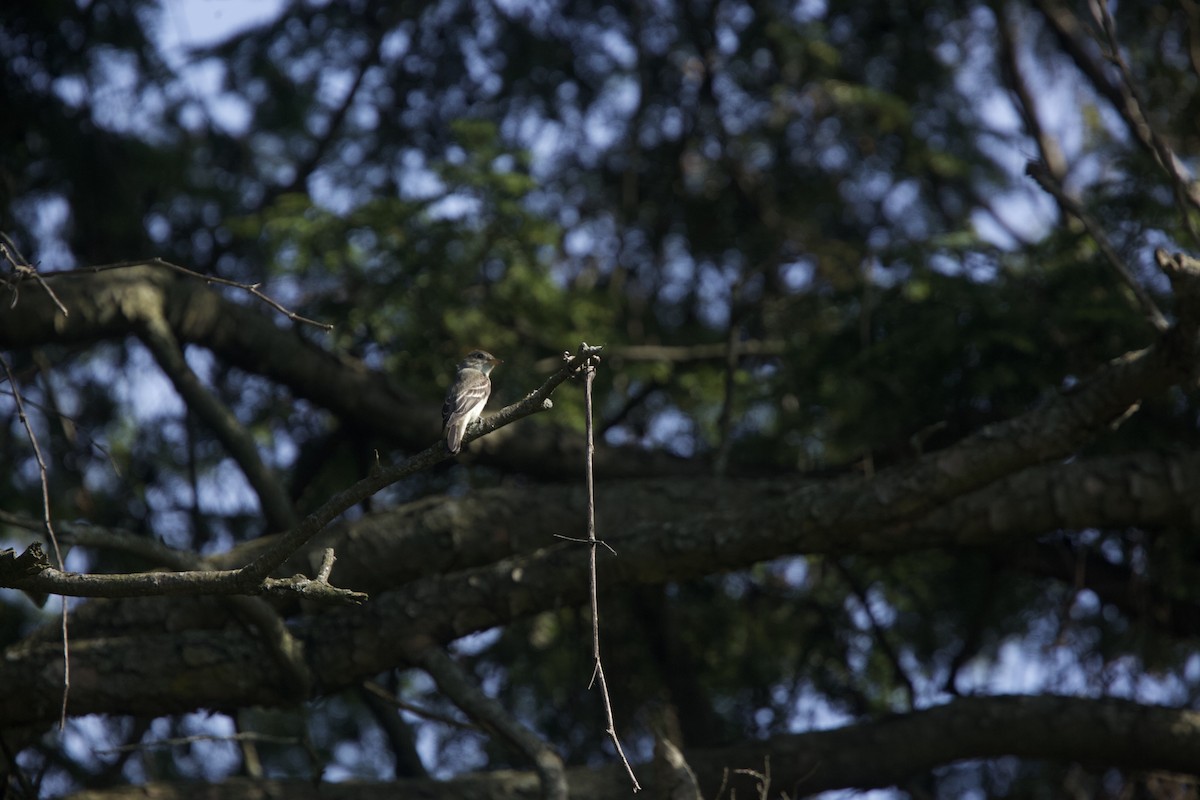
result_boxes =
[1034,0,1200,243]
[995,3,1068,188]
[580,355,641,792]
[0,343,604,602]
[1088,0,1200,244]
[52,696,1200,800]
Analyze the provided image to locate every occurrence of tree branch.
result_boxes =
[0,265,686,480]
[0,345,603,602]
[6,445,1200,728]
[1026,159,1169,331]
[1034,0,1200,240]
[56,695,1200,799]
[405,642,567,800]
[138,313,300,533]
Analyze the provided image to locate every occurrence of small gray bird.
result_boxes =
[442,350,501,454]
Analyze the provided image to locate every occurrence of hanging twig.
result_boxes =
[577,350,641,792]
[0,353,70,729]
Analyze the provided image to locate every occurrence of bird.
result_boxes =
[442,349,501,454]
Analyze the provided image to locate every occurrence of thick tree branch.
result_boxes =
[0,265,692,480]
[5,447,1200,727]
[58,695,1200,799]
[4,260,1200,726]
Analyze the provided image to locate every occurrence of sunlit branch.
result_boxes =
[60,257,333,331]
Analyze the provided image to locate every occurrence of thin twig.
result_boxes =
[95,731,302,755]
[0,386,123,476]
[734,756,771,800]
[1026,160,1169,332]
[361,680,482,731]
[552,532,617,556]
[1,233,69,318]
[0,353,70,728]
[1089,0,1200,246]
[56,257,332,331]
[833,560,916,710]
[580,355,641,792]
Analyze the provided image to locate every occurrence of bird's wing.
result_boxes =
[442,369,491,426]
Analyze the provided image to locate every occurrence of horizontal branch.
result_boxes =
[59,695,1200,799]
[5,448,1200,727]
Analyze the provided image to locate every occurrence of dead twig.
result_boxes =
[575,349,641,792]
[0,353,70,728]
[1,233,68,318]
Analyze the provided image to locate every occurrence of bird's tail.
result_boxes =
[445,422,465,454]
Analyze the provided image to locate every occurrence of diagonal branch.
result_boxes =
[1026,159,1169,331]
[0,344,604,602]
[1034,0,1200,242]
[405,642,567,800]
[77,257,332,331]
[139,313,300,534]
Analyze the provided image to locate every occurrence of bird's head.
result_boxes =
[460,349,501,375]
